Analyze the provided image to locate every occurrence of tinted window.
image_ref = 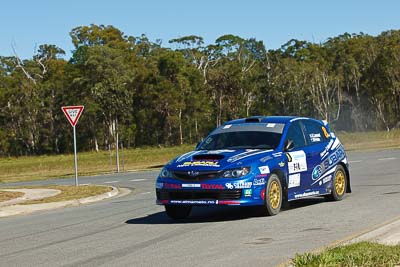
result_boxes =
[303,120,328,145]
[198,131,282,150]
[285,121,306,149]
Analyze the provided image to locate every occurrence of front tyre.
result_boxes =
[328,165,347,201]
[264,174,282,216]
[165,205,192,219]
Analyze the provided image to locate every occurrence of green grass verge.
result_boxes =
[0,130,399,184]
[0,144,193,183]
[5,185,112,205]
[293,241,400,267]
[338,129,400,151]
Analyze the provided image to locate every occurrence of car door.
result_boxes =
[284,120,310,195]
[301,120,330,191]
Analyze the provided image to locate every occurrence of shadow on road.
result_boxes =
[125,197,326,225]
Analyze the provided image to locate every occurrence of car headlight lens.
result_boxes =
[222,167,250,178]
[159,168,172,178]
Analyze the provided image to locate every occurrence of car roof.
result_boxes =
[225,116,299,125]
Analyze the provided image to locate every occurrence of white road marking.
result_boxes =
[349,160,362,163]
[80,183,91,186]
[104,181,119,184]
[140,191,152,195]
[378,157,396,161]
[130,179,147,182]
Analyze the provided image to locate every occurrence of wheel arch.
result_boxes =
[338,162,351,193]
[270,169,288,201]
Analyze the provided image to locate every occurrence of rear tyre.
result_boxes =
[263,174,282,216]
[327,165,347,201]
[165,205,192,219]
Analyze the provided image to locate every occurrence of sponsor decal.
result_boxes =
[288,173,301,188]
[294,191,320,199]
[170,200,216,205]
[258,165,270,174]
[255,174,268,178]
[310,133,321,138]
[260,155,273,162]
[279,161,285,167]
[244,189,252,197]
[164,183,181,189]
[320,139,334,159]
[225,183,234,189]
[311,137,321,142]
[227,149,272,163]
[266,123,276,127]
[273,152,283,157]
[322,127,329,138]
[312,147,345,180]
[323,175,332,184]
[177,160,220,168]
[182,184,201,188]
[287,151,307,174]
[311,168,336,186]
[225,181,252,189]
[156,182,164,189]
[253,177,266,186]
[201,184,224,190]
[312,165,323,181]
[218,200,240,205]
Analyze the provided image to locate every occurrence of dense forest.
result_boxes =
[0,24,399,156]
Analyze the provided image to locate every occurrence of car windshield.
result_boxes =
[198,131,282,150]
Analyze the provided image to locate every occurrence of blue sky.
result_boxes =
[2,0,400,59]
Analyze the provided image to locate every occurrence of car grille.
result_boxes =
[156,189,242,200]
[172,171,222,181]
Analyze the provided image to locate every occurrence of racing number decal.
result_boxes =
[322,127,329,138]
[287,151,307,174]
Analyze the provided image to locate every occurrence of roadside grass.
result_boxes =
[4,185,113,205]
[0,144,193,183]
[0,130,399,184]
[292,241,400,267]
[338,129,400,151]
[0,191,24,202]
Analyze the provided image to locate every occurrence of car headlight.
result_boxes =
[159,168,172,178]
[222,167,250,178]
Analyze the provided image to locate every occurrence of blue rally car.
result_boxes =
[156,116,351,219]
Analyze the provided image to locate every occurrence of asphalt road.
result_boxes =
[0,149,399,267]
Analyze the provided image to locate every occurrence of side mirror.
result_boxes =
[284,139,294,151]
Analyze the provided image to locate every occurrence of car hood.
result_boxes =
[168,149,275,171]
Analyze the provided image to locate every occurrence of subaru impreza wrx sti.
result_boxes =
[156,116,351,219]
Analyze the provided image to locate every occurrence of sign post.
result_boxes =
[62,106,84,186]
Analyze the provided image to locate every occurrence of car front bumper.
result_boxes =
[155,177,266,206]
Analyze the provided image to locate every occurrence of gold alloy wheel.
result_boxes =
[335,170,346,196]
[269,180,281,209]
